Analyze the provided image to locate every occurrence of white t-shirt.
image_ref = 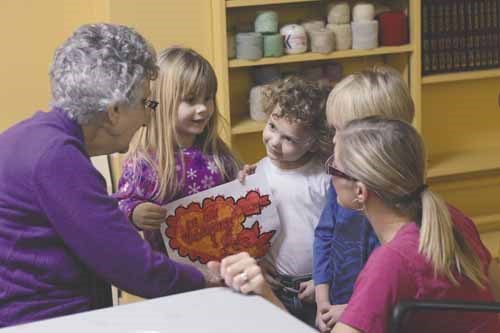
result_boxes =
[256,157,330,276]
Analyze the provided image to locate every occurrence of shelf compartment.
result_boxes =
[226,0,320,8]
[474,213,500,233]
[422,68,500,85]
[231,117,267,135]
[427,148,500,179]
[229,44,414,68]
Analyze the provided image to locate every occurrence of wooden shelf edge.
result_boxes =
[229,45,414,68]
[422,68,500,85]
[427,149,500,180]
[474,213,500,233]
[428,165,500,180]
[226,0,319,8]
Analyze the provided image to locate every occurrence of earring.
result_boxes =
[351,197,365,212]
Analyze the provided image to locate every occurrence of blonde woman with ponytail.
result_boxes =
[327,117,498,333]
[114,47,240,253]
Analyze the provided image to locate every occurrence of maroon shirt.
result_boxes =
[0,109,205,327]
[340,215,498,333]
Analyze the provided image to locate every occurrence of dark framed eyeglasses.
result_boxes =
[325,155,358,181]
[143,99,159,112]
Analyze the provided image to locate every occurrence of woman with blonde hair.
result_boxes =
[115,47,241,253]
[326,117,498,332]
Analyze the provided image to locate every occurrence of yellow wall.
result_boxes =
[107,0,214,60]
[0,0,106,131]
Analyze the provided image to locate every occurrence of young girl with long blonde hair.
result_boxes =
[115,47,240,252]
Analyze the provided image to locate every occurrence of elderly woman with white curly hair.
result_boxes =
[0,23,208,327]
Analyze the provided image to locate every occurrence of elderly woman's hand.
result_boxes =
[132,202,167,230]
[207,252,286,310]
[207,252,267,294]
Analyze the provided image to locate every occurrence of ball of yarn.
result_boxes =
[310,28,335,54]
[249,85,271,122]
[378,11,408,46]
[327,2,350,24]
[326,23,352,50]
[351,20,378,49]
[236,32,263,60]
[263,33,284,57]
[352,3,375,22]
[301,20,325,51]
[280,24,308,54]
[301,19,325,32]
[255,11,279,34]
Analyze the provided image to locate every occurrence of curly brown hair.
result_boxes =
[263,76,334,162]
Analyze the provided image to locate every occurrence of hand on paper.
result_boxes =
[237,164,257,183]
[132,202,167,230]
[316,303,347,333]
[298,279,315,303]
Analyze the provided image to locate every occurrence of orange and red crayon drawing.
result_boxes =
[165,190,276,264]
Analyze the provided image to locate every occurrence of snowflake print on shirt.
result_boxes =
[188,183,201,194]
[201,175,215,189]
[206,160,218,174]
[187,168,197,180]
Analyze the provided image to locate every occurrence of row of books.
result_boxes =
[422,0,500,75]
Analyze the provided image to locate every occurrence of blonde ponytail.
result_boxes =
[420,190,487,288]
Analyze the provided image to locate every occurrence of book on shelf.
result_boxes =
[422,0,500,75]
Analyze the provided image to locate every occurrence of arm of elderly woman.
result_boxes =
[34,142,205,297]
[207,252,286,311]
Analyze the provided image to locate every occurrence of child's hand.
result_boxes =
[316,303,347,332]
[237,164,257,183]
[132,202,167,230]
[298,279,315,303]
[316,300,332,332]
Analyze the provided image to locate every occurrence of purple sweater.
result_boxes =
[0,109,205,327]
[114,147,231,253]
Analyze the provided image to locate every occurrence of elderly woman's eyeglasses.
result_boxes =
[325,155,358,181]
[143,99,159,112]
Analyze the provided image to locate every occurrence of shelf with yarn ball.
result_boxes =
[215,0,419,163]
[229,43,413,67]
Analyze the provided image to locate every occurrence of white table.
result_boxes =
[1,287,317,332]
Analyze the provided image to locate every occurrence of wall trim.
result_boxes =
[474,213,500,233]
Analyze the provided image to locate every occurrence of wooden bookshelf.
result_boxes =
[474,213,500,233]
[427,148,500,179]
[422,68,500,85]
